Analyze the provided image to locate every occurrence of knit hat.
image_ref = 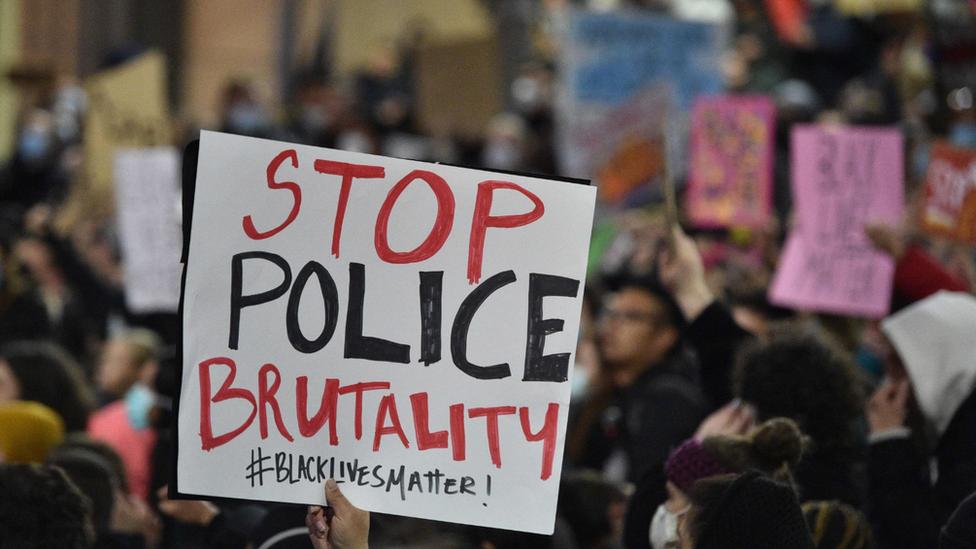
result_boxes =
[802,500,875,549]
[692,472,815,549]
[664,438,736,493]
[0,401,65,463]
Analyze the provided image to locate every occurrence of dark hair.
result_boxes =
[557,470,628,549]
[688,472,814,549]
[733,324,864,452]
[604,272,687,330]
[0,463,95,549]
[703,417,807,487]
[47,436,129,535]
[0,341,96,432]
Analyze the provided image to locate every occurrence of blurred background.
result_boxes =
[2,0,976,548]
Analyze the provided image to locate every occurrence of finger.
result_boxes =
[325,478,352,517]
[156,485,170,501]
[892,379,911,406]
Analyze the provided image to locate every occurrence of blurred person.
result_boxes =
[681,472,814,549]
[566,270,707,483]
[801,501,875,549]
[290,75,339,148]
[481,113,530,172]
[0,462,95,549]
[94,328,163,405]
[220,81,273,139]
[47,437,161,549]
[558,470,628,549]
[0,236,50,345]
[0,108,69,214]
[733,324,867,506]
[0,340,96,432]
[867,291,976,549]
[89,335,161,501]
[0,400,65,463]
[625,415,805,549]
[658,226,754,408]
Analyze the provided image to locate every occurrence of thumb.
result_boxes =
[325,478,352,516]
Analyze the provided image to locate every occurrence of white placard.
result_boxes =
[114,147,184,314]
[178,131,596,534]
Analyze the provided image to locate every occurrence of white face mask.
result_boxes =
[650,503,689,549]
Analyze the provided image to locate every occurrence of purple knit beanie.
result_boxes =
[664,438,736,493]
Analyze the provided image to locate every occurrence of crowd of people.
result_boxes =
[2,0,976,548]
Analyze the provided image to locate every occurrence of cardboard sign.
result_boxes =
[554,10,725,197]
[769,125,904,317]
[920,142,976,244]
[178,131,596,534]
[84,51,171,203]
[113,148,184,314]
[685,95,775,228]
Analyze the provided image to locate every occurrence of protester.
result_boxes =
[734,324,867,507]
[0,463,95,549]
[625,414,806,549]
[867,292,976,549]
[0,340,96,432]
[683,472,815,549]
[4,3,976,549]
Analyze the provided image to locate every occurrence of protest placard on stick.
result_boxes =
[177,131,596,534]
[768,125,903,318]
[685,95,775,228]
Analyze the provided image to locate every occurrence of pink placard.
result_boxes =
[768,125,904,318]
[686,95,775,228]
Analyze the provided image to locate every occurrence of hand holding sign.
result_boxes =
[307,479,370,549]
[179,131,596,534]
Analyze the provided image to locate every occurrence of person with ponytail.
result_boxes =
[642,417,807,549]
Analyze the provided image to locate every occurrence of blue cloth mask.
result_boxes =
[125,383,155,431]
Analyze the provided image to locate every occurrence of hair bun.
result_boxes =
[749,418,805,467]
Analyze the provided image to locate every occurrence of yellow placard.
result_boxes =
[83,51,171,204]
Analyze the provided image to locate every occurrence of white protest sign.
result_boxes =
[178,131,596,534]
[114,147,184,313]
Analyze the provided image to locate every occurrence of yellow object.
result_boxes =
[83,50,172,211]
[0,401,65,463]
[834,0,921,16]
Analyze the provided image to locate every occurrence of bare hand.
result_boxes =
[867,378,910,434]
[307,479,369,549]
[110,490,162,548]
[863,222,906,259]
[156,486,219,526]
[695,400,756,440]
[658,226,713,321]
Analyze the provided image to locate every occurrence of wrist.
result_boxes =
[676,284,714,322]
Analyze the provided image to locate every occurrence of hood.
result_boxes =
[881,291,976,438]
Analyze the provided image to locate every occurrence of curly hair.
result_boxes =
[733,324,865,452]
[0,463,94,549]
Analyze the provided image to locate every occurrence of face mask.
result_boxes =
[650,503,689,549]
[571,365,591,400]
[300,106,331,134]
[18,131,50,164]
[125,383,155,431]
[226,105,269,136]
[482,141,520,171]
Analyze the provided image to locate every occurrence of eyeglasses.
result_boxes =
[598,308,661,326]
